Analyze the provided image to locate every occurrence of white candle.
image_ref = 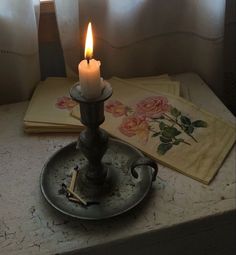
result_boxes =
[78,22,102,99]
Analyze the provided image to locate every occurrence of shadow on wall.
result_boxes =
[39,42,66,80]
[38,3,66,80]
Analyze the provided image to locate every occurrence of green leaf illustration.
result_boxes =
[173,138,184,145]
[162,126,181,138]
[160,136,172,143]
[162,130,172,138]
[192,120,208,128]
[181,116,191,126]
[158,143,173,155]
[170,107,181,117]
[186,125,194,134]
[152,132,160,137]
[159,121,166,130]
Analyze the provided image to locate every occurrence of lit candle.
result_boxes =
[78,22,102,99]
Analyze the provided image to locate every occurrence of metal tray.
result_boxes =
[40,138,156,220]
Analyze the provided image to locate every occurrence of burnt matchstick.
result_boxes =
[68,197,83,203]
[67,187,87,206]
[66,166,87,206]
[69,166,79,192]
[62,182,87,206]
[62,166,99,206]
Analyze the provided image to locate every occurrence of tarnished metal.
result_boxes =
[40,139,156,220]
[130,157,158,182]
[70,83,113,197]
[40,82,158,220]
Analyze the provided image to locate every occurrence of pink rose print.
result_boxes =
[56,96,77,110]
[105,97,207,155]
[135,96,170,118]
[119,115,149,144]
[105,100,127,117]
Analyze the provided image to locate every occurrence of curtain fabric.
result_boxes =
[55,0,226,98]
[0,0,40,104]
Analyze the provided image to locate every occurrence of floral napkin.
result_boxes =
[24,75,178,133]
[72,77,236,184]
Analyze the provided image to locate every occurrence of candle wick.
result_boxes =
[86,58,90,65]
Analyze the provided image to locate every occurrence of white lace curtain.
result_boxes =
[0,0,231,104]
[0,0,40,104]
[55,0,226,98]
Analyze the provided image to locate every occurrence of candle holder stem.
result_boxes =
[70,83,113,198]
[41,82,158,219]
[79,127,108,184]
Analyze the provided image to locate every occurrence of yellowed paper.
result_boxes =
[24,127,82,133]
[24,75,178,133]
[71,75,180,121]
[127,74,170,81]
[113,77,180,96]
[24,77,81,126]
[72,78,236,184]
[24,121,75,128]
[24,121,83,133]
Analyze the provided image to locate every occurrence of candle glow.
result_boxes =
[84,22,93,60]
[78,22,102,99]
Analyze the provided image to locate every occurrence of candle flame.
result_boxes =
[84,22,93,60]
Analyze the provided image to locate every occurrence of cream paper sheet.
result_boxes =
[24,75,179,132]
[71,77,236,184]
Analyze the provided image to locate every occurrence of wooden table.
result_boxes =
[0,73,235,255]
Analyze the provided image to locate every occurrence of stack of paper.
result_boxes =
[23,75,179,133]
[24,78,80,133]
[71,77,235,184]
[24,75,235,184]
